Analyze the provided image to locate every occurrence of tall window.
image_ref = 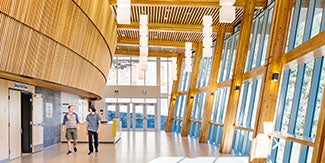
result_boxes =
[172,95,188,133]
[218,33,239,82]
[189,92,207,138]
[231,78,263,156]
[270,57,325,162]
[244,6,274,72]
[208,87,230,145]
[286,0,325,52]
[178,60,191,92]
[196,57,213,88]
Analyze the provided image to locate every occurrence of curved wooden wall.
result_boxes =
[0,0,117,99]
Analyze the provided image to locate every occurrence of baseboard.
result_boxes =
[33,144,43,153]
[0,158,9,163]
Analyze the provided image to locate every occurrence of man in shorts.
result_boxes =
[62,105,80,155]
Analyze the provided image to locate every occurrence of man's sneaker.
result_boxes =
[74,146,77,152]
[95,149,98,153]
[67,151,72,155]
[88,152,94,156]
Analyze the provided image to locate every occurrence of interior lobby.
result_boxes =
[0,0,325,162]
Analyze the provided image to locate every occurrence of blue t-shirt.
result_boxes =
[86,113,101,132]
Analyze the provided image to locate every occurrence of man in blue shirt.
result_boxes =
[86,105,101,156]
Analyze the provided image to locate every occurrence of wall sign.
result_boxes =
[46,103,53,118]
[13,82,29,91]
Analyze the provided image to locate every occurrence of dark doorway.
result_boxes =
[21,92,32,153]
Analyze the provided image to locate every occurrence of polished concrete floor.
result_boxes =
[10,131,248,163]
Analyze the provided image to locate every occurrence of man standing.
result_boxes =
[86,105,101,156]
[62,105,80,155]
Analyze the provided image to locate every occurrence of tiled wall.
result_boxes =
[35,87,61,148]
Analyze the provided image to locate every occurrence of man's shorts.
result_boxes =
[66,128,78,140]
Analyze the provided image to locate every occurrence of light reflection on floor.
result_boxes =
[149,156,248,163]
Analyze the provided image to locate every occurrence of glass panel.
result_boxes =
[250,79,262,128]
[107,104,116,121]
[310,0,324,38]
[294,0,309,47]
[146,59,157,86]
[275,139,286,162]
[307,147,313,162]
[295,61,314,136]
[312,58,325,137]
[161,98,168,130]
[261,8,274,65]
[289,142,302,163]
[135,105,144,129]
[281,68,298,133]
[160,61,168,93]
[107,66,117,85]
[119,105,128,128]
[117,59,131,85]
[147,104,156,129]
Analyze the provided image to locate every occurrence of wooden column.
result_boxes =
[312,88,325,163]
[199,26,226,143]
[181,43,203,136]
[165,54,185,132]
[219,0,255,154]
[253,0,294,136]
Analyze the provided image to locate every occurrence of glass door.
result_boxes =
[132,103,157,130]
[106,103,131,130]
[146,103,157,131]
[133,103,144,130]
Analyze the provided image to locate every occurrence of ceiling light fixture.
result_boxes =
[116,0,131,24]
[184,42,192,72]
[139,14,148,72]
[219,0,236,23]
[202,15,213,57]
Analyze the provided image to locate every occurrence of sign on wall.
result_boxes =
[46,103,53,118]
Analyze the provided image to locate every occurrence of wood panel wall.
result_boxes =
[0,79,9,161]
[0,0,117,99]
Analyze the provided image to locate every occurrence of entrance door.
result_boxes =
[118,104,130,130]
[21,92,32,153]
[132,103,157,131]
[107,103,131,130]
[32,94,43,152]
[9,90,21,160]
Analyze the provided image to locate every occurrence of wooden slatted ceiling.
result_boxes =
[117,29,217,42]
[112,3,248,56]
[116,44,185,53]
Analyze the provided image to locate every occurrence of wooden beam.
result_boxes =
[253,0,295,137]
[216,79,232,88]
[115,49,178,57]
[165,54,185,132]
[117,38,198,48]
[242,65,267,81]
[109,0,267,8]
[269,132,314,147]
[282,31,325,69]
[199,26,226,143]
[118,23,234,34]
[181,43,203,136]
[193,86,209,93]
[219,0,256,154]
